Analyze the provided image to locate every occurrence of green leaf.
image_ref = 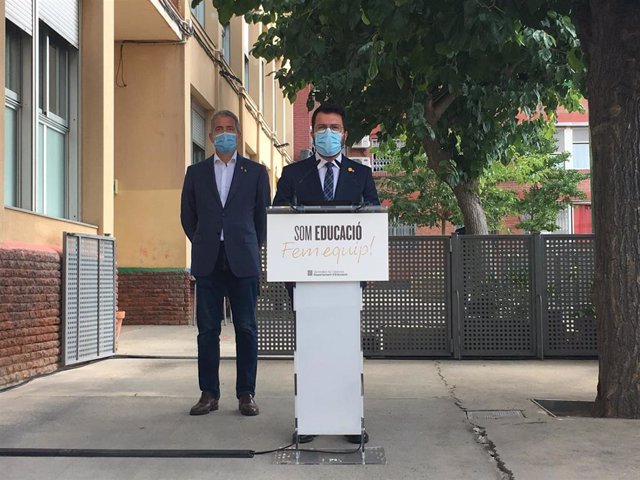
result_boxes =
[434,42,450,56]
[567,47,584,72]
[368,54,379,81]
[211,0,585,234]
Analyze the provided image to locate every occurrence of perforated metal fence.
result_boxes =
[452,235,536,357]
[256,234,596,358]
[257,249,295,355]
[362,237,451,357]
[63,233,117,366]
[540,235,596,356]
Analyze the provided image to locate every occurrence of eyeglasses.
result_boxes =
[314,124,343,134]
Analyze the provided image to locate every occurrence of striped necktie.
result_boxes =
[323,163,334,200]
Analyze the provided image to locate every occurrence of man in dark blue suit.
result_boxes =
[273,105,380,444]
[181,110,270,417]
[273,105,379,207]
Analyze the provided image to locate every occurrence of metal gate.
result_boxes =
[452,235,536,358]
[540,235,596,357]
[62,233,117,365]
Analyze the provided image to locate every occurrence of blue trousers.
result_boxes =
[195,244,258,399]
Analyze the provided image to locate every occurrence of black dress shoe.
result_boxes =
[238,394,260,416]
[291,431,316,444]
[345,430,369,444]
[189,391,219,415]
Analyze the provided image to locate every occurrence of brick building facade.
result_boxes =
[117,270,194,325]
[0,247,61,386]
[292,93,592,235]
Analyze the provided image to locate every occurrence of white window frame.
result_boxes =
[36,21,79,220]
[5,5,79,220]
[555,123,591,171]
[5,19,34,210]
[5,20,31,208]
[191,1,205,26]
[191,102,206,164]
[221,23,230,60]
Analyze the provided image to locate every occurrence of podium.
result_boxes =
[267,205,388,464]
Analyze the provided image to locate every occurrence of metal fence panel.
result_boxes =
[542,235,596,356]
[362,237,451,357]
[63,233,116,365]
[257,247,295,355]
[456,236,536,357]
[257,234,596,359]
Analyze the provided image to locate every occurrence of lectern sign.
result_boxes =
[267,211,389,282]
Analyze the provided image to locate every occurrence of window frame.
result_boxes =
[35,21,79,220]
[244,54,250,93]
[4,19,33,210]
[191,1,205,26]
[191,102,207,165]
[571,127,591,170]
[221,23,230,61]
[555,124,591,171]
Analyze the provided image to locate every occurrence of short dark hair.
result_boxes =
[311,105,346,130]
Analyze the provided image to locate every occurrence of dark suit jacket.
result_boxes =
[180,154,271,278]
[272,155,380,206]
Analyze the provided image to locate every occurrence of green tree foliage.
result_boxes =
[377,139,460,234]
[378,126,588,233]
[199,0,584,234]
[195,0,640,419]
[487,135,588,233]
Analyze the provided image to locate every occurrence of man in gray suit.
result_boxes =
[181,110,270,417]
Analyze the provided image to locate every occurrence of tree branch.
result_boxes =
[422,135,450,173]
[425,91,457,124]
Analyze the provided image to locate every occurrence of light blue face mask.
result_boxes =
[314,130,343,157]
[214,132,237,154]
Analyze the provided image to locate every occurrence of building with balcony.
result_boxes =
[1,0,293,386]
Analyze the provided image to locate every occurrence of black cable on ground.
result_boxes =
[0,444,365,458]
[0,448,253,458]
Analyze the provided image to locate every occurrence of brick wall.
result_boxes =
[118,270,194,325]
[293,85,313,161]
[0,248,62,387]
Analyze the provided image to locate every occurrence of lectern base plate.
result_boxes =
[273,446,386,465]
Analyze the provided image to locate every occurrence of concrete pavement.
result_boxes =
[0,325,638,480]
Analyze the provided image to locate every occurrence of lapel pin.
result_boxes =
[347,167,354,173]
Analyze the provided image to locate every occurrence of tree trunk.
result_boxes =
[452,180,489,235]
[576,1,640,418]
[422,137,489,235]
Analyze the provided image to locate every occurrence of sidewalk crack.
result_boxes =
[435,361,515,480]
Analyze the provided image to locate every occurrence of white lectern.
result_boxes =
[267,205,388,465]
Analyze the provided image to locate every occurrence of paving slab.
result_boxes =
[1,326,639,480]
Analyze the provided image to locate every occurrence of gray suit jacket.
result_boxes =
[180,154,271,277]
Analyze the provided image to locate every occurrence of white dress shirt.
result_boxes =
[214,152,237,240]
[316,152,342,197]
